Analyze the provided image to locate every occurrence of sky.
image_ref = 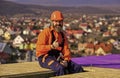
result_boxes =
[5,0,120,6]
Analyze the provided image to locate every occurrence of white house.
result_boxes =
[13,35,24,47]
[79,23,88,31]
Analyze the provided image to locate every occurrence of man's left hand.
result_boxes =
[60,60,68,67]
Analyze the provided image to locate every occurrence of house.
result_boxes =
[94,42,106,56]
[79,23,88,31]
[102,31,111,37]
[103,42,113,53]
[109,38,120,50]
[95,47,106,56]
[0,28,4,36]
[66,30,73,39]
[85,42,95,56]
[13,35,24,47]
[73,30,84,39]
[0,42,12,64]
[78,42,87,52]
[30,30,40,36]
[4,31,11,40]
[23,29,30,35]
[112,40,120,50]
[94,42,112,56]
[116,28,120,36]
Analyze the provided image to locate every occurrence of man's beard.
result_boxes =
[54,24,63,32]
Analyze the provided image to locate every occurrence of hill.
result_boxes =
[0,0,34,16]
[6,0,120,6]
[0,0,120,17]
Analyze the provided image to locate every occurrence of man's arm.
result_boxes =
[36,30,51,56]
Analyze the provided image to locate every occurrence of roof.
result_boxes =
[80,23,88,27]
[0,42,13,54]
[66,30,84,35]
[0,43,6,52]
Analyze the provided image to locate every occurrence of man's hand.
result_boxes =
[51,39,59,49]
[60,60,68,67]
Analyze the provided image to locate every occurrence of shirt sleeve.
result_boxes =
[62,34,71,61]
[36,30,51,54]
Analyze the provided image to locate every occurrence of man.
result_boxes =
[36,10,84,76]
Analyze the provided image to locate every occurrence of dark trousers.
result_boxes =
[38,55,84,76]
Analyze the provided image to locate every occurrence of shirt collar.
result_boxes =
[50,26,54,31]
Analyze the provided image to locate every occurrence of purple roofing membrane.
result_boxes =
[71,54,120,69]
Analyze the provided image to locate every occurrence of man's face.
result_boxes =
[52,20,63,32]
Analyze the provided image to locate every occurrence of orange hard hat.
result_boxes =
[50,10,64,21]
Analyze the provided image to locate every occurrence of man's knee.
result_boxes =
[75,64,84,72]
[71,61,84,72]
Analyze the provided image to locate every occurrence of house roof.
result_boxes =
[13,35,24,42]
[80,23,88,27]
[0,42,13,54]
[95,42,112,52]
[86,43,94,48]
[0,43,6,52]
[66,30,84,35]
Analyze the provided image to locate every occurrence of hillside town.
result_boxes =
[0,14,120,64]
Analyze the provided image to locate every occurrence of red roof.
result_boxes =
[66,30,84,34]
[86,43,94,48]
[80,23,88,27]
[95,43,112,52]
[32,30,40,34]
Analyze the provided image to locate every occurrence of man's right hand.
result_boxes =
[51,39,59,49]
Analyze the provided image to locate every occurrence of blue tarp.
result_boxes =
[72,54,120,69]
